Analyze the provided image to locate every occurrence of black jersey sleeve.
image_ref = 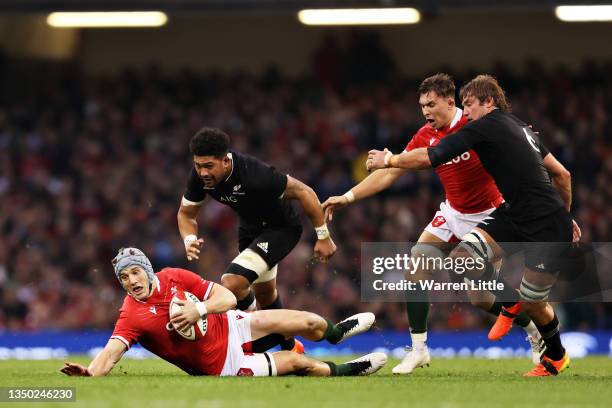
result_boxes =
[249,159,288,198]
[427,125,484,167]
[183,168,207,203]
[538,139,550,157]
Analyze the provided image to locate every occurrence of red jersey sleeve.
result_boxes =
[173,268,215,301]
[110,303,141,350]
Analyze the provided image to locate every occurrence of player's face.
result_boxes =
[418,91,455,130]
[119,266,150,300]
[462,94,492,121]
[193,155,232,187]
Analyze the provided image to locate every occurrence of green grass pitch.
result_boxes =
[1,356,611,408]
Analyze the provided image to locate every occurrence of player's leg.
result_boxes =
[520,266,569,376]
[392,229,446,375]
[221,249,261,311]
[235,351,387,377]
[249,309,375,344]
[467,283,544,363]
[272,351,387,377]
[247,226,302,350]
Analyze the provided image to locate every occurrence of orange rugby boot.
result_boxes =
[488,303,523,341]
[524,351,570,377]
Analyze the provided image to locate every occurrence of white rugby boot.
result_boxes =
[392,345,431,374]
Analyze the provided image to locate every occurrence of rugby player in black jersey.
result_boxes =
[367,75,581,376]
[177,127,337,353]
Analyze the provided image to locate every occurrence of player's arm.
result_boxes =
[283,175,336,262]
[170,283,238,331]
[542,153,571,211]
[322,167,406,221]
[60,338,127,377]
[177,200,205,260]
[367,130,471,171]
[542,152,580,241]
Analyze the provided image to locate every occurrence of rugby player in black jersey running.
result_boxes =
[367,75,581,377]
[177,127,337,353]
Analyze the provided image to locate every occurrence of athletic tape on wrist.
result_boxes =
[315,224,330,240]
[196,302,208,317]
[184,234,197,247]
[343,191,355,203]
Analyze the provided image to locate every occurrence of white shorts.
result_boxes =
[220,310,278,377]
[425,200,496,242]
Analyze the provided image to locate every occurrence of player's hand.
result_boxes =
[60,362,91,377]
[170,299,202,331]
[314,237,337,263]
[322,196,350,221]
[572,219,581,242]
[185,237,204,261]
[366,148,390,171]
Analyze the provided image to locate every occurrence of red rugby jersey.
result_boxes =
[406,108,503,213]
[111,267,228,376]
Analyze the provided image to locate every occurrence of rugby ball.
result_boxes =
[169,290,208,341]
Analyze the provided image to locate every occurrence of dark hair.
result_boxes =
[189,127,230,157]
[418,73,455,98]
[459,75,511,111]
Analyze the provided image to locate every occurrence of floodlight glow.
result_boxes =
[555,5,612,22]
[47,11,168,28]
[298,8,420,26]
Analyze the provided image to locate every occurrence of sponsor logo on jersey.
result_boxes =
[233,184,241,192]
[220,195,238,203]
[432,216,446,228]
[443,151,471,166]
[429,138,437,146]
[149,306,157,315]
[257,242,269,253]
[535,263,545,270]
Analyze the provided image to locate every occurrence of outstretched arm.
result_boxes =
[322,166,406,221]
[60,338,127,377]
[367,131,471,171]
[283,176,336,262]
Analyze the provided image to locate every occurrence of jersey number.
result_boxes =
[522,128,540,153]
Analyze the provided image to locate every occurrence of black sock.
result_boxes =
[250,334,285,352]
[487,302,502,317]
[236,291,255,311]
[536,314,565,360]
[262,294,295,350]
[487,301,531,327]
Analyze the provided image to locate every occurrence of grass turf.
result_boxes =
[1,356,611,408]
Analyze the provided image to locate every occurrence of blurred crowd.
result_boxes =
[1,34,611,333]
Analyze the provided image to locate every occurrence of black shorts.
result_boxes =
[238,224,303,269]
[476,204,572,274]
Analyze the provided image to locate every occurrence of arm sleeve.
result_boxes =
[538,139,550,157]
[183,168,207,204]
[427,127,482,167]
[249,159,288,199]
[175,268,215,301]
[110,309,140,350]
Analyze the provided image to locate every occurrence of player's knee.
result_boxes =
[408,243,444,277]
[221,272,250,296]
